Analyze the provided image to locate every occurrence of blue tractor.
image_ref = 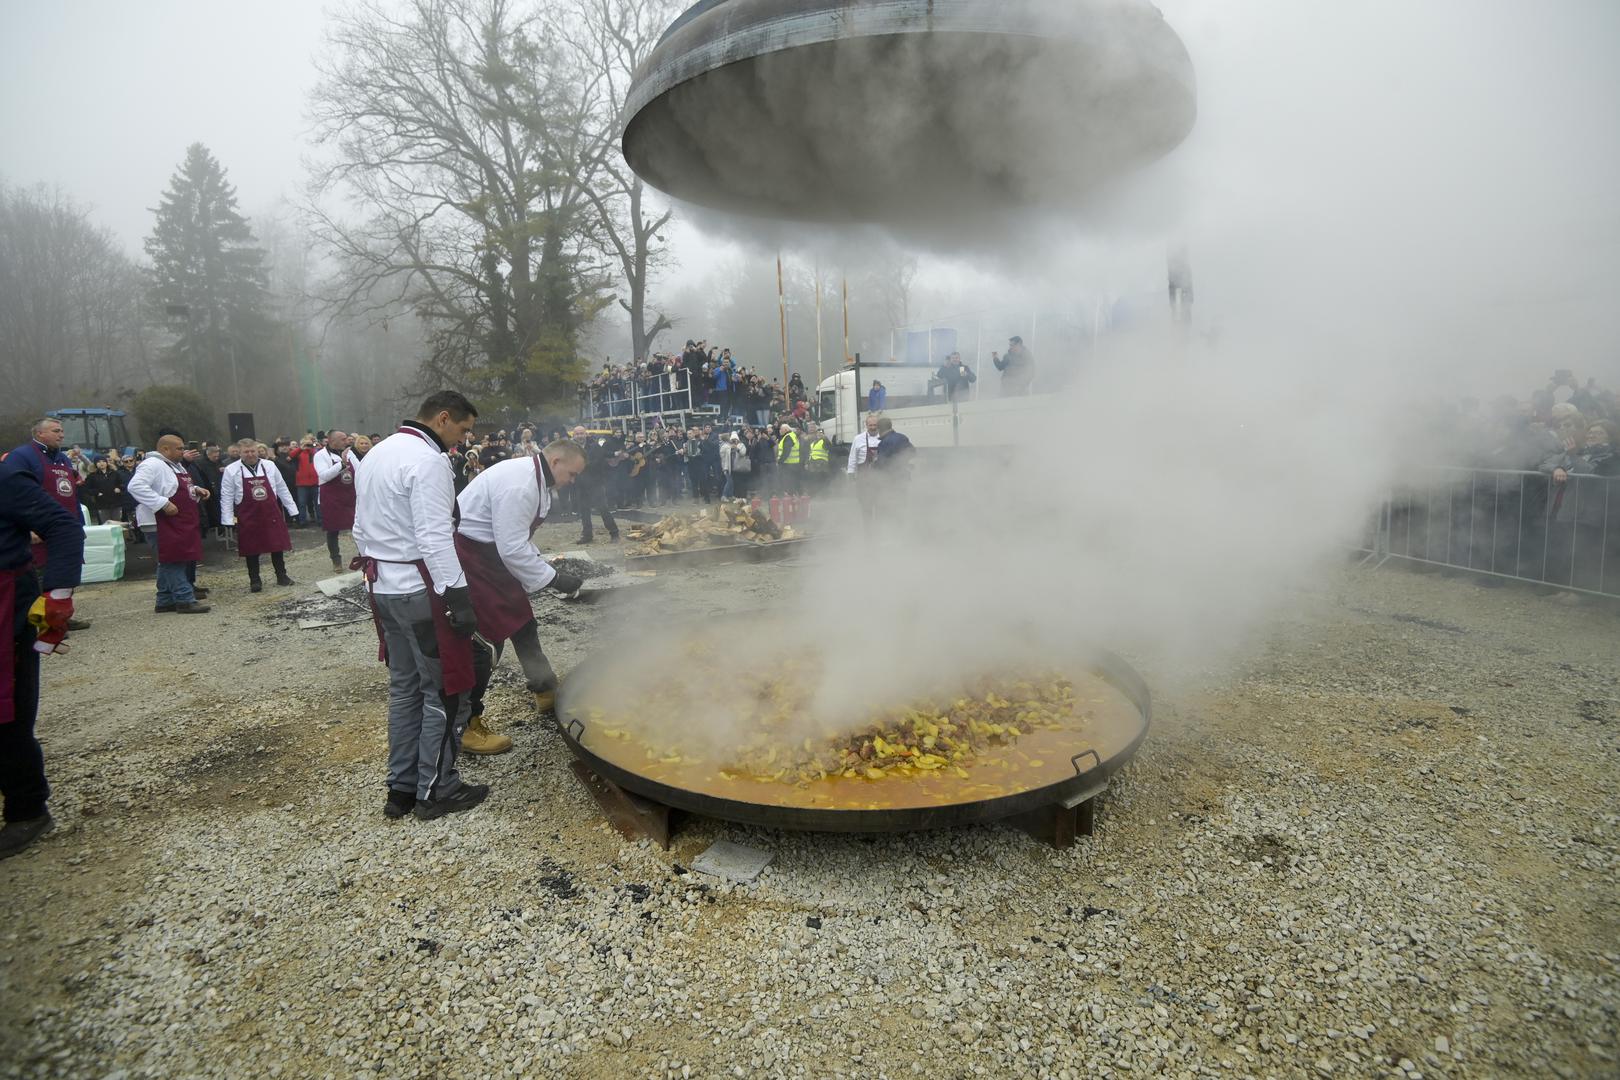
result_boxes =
[47,408,133,458]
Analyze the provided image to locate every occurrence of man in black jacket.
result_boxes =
[935,352,977,401]
[572,426,621,544]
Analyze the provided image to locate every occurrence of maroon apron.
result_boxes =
[32,454,81,569]
[1,567,22,725]
[319,451,357,532]
[353,424,475,696]
[155,465,203,565]
[235,465,292,557]
[356,558,476,696]
[454,456,548,643]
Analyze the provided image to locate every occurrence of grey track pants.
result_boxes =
[372,589,470,800]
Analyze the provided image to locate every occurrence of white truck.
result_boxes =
[812,363,1059,451]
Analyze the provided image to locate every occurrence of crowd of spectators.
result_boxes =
[1390,370,1618,595]
[1439,370,1617,479]
[581,340,812,425]
[448,418,838,514]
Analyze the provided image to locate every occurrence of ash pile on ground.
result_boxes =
[4,513,1616,1080]
[263,581,371,626]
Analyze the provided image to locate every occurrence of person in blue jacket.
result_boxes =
[0,467,85,858]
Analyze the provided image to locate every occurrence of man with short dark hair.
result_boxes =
[992,336,1035,396]
[353,392,485,820]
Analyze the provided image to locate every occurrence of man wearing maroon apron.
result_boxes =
[127,434,212,614]
[6,418,94,632]
[314,430,359,573]
[352,392,483,821]
[221,439,299,592]
[453,441,588,755]
[0,467,84,858]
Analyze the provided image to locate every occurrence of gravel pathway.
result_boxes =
[1,522,1615,1079]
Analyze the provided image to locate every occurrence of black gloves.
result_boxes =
[547,570,585,596]
[443,585,479,638]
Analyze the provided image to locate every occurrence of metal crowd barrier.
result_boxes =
[582,371,701,420]
[1360,466,1617,598]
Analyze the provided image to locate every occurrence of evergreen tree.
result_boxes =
[144,143,269,409]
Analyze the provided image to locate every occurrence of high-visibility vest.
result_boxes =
[778,431,801,465]
[808,438,830,463]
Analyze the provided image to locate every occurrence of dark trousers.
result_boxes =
[578,486,619,541]
[326,530,343,565]
[468,620,559,717]
[779,465,805,495]
[3,622,48,822]
[246,551,288,583]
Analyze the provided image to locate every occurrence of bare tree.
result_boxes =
[0,182,149,408]
[308,0,617,414]
[555,0,680,364]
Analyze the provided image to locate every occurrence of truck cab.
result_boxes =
[814,363,1058,451]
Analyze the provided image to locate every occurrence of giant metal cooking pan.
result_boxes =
[555,627,1151,833]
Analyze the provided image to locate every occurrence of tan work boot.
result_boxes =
[461,715,513,755]
[532,689,556,714]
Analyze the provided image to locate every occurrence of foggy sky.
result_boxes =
[0,0,330,253]
[3,0,1617,390]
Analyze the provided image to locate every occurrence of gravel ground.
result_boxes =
[1,517,1617,1080]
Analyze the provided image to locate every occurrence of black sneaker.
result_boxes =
[383,790,418,820]
[0,813,54,859]
[173,602,212,614]
[275,576,295,587]
[249,580,263,593]
[412,783,489,821]
[155,603,176,613]
[575,535,593,545]
[193,587,210,600]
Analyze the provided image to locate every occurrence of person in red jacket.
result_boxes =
[289,436,322,528]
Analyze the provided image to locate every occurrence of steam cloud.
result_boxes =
[603,0,1619,738]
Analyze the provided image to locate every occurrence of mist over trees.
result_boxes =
[0,0,913,445]
[0,182,153,409]
[306,0,681,420]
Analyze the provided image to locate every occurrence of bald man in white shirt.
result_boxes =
[453,440,587,754]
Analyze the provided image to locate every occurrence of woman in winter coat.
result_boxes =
[82,458,121,525]
[720,434,749,499]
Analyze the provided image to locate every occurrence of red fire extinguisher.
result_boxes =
[751,496,761,513]
[800,495,812,521]
[770,495,782,524]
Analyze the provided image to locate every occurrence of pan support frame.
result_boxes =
[567,760,1106,851]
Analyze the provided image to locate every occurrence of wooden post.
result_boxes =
[777,253,790,391]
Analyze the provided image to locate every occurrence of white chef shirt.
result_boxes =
[455,455,556,592]
[127,456,184,528]
[847,431,883,474]
[219,458,298,526]
[313,446,356,484]
[352,423,466,595]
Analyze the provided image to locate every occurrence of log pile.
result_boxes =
[625,500,797,555]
